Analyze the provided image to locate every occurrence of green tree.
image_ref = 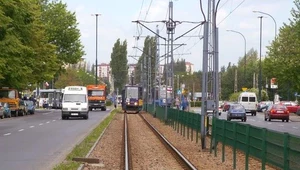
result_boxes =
[54,68,94,88]
[0,0,58,89]
[134,36,156,85]
[41,0,85,84]
[264,0,300,100]
[110,39,128,91]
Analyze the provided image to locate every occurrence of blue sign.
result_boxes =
[177,90,181,95]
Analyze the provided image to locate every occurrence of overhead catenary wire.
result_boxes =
[217,0,246,26]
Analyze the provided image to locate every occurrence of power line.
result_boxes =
[217,0,246,26]
[144,0,154,20]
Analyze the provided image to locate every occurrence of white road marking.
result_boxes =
[3,133,11,136]
[52,120,56,122]
[279,125,284,127]
[293,127,299,129]
[267,122,272,125]
[46,121,50,124]
[43,113,49,115]
[39,123,43,126]
[30,126,35,128]
[18,129,24,132]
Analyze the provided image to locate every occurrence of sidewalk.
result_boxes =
[290,113,300,122]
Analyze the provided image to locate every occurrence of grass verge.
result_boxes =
[53,108,120,170]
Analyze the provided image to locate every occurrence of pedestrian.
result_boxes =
[181,96,188,111]
[175,96,180,109]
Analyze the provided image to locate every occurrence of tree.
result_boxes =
[41,0,85,84]
[0,0,58,89]
[134,36,156,85]
[54,68,94,88]
[264,0,300,100]
[110,39,128,91]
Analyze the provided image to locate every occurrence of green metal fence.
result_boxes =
[144,104,202,143]
[143,104,300,170]
[211,117,300,170]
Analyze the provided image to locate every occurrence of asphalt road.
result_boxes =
[0,108,111,170]
[191,107,300,137]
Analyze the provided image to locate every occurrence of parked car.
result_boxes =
[19,100,28,116]
[25,100,35,114]
[0,102,11,118]
[227,104,247,122]
[257,101,273,112]
[264,104,289,122]
[280,101,300,113]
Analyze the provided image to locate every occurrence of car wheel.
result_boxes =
[227,117,231,121]
[286,119,289,122]
[264,117,267,121]
[268,118,271,121]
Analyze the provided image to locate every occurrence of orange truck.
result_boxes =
[0,87,21,117]
[86,84,107,111]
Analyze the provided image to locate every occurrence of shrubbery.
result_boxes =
[106,100,112,106]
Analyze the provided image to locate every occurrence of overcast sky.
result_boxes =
[61,0,295,71]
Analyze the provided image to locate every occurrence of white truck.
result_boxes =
[61,86,89,120]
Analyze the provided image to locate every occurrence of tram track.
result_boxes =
[123,112,197,170]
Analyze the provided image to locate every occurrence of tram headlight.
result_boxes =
[134,102,138,105]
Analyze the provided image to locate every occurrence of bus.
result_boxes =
[33,89,63,109]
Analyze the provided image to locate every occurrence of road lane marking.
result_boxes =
[3,133,11,136]
[46,121,50,124]
[43,113,49,115]
[39,123,43,126]
[267,122,272,125]
[279,125,284,127]
[293,127,299,129]
[30,126,35,128]
[18,129,24,132]
[52,120,56,122]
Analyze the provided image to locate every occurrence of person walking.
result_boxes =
[181,96,189,111]
[175,96,180,109]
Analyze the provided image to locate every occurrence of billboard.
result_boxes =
[270,78,278,89]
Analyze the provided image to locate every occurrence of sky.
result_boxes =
[61,0,295,71]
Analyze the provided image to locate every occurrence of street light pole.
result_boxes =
[93,13,101,86]
[226,30,247,87]
[258,16,263,102]
[253,11,277,38]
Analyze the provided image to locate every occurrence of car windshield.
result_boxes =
[63,94,86,103]
[231,105,244,110]
[88,90,104,96]
[25,101,33,106]
[274,105,286,110]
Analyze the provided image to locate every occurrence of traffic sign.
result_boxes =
[242,87,247,91]
[177,90,181,95]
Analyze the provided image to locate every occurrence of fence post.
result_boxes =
[245,125,250,170]
[233,123,237,169]
[222,120,225,162]
[283,132,290,170]
[261,128,267,170]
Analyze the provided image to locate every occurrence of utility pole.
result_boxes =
[154,25,160,115]
[201,0,219,149]
[234,69,238,93]
[148,45,152,105]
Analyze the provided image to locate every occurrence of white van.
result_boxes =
[238,92,258,116]
[61,86,89,120]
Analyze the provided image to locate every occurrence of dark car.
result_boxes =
[264,104,289,122]
[227,104,247,122]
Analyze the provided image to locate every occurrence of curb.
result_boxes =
[77,108,116,170]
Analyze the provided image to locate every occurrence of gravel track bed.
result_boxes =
[83,113,124,170]
[143,112,277,170]
[128,114,182,169]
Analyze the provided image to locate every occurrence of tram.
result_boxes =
[122,84,143,113]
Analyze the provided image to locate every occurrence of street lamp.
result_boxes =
[92,13,101,86]
[226,30,247,87]
[253,11,277,38]
[258,16,264,102]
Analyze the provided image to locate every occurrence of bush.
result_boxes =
[190,101,201,107]
[106,100,112,106]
